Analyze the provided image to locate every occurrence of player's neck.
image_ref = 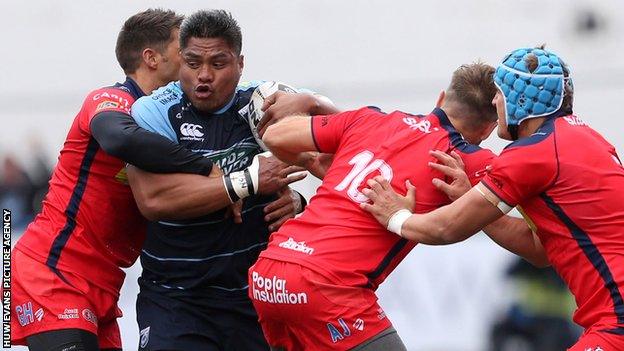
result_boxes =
[128,70,162,96]
[446,114,480,145]
[517,117,546,138]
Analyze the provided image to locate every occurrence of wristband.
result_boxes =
[386,209,412,236]
[222,151,273,203]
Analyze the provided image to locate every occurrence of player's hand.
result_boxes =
[225,200,243,224]
[296,152,334,179]
[263,188,302,232]
[429,150,470,201]
[257,154,308,195]
[258,92,317,137]
[360,177,416,227]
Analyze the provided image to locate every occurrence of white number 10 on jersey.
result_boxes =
[334,151,393,203]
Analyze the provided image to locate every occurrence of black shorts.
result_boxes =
[136,287,269,351]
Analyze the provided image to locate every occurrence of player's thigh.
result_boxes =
[249,258,393,351]
[26,328,99,351]
[11,250,99,343]
[349,327,407,351]
[568,329,624,351]
[136,289,222,350]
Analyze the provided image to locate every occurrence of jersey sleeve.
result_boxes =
[459,148,496,186]
[481,141,558,207]
[131,96,178,142]
[79,88,134,133]
[310,107,376,153]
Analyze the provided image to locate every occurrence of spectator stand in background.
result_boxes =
[488,258,581,351]
[0,139,51,233]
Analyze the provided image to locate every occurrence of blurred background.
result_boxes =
[2,0,623,350]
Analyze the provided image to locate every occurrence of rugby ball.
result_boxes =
[247,81,298,150]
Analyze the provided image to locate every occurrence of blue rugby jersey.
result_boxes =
[132,80,277,297]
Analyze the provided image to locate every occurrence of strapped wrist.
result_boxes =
[386,209,413,237]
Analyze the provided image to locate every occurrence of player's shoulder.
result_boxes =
[133,81,183,118]
[504,116,556,151]
[236,80,265,100]
[83,85,134,115]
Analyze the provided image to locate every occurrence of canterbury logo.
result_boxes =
[403,117,433,133]
[180,123,204,138]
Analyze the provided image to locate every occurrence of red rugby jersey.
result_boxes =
[260,107,495,289]
[16,78,146,293]
[481,114,624,332]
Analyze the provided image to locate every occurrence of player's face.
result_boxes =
[157,29,181,85]
[492,90,512,140]
[179,37,244,113]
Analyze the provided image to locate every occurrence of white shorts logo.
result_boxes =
[251,272,308,304]
[140,326,150,349]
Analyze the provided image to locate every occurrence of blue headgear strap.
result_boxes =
[493,48,571,140]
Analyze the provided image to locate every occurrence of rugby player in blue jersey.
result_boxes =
[126,10,339,350]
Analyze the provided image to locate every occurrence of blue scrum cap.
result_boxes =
[493,48,572,133]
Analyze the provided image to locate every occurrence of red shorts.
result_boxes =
[9,249,122,349]
[249,257,392,351]
[568,327,624,351]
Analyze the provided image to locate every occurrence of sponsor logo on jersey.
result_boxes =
[327,318,351,343]
[115,168,129,185]
[403,117,438,133]
[250,272,308,305]
[35,308,44,322]
[151,88,179,105]
[82,309,98,326]
[278,237,314,255]
[95,101,120,112]
[564,115,587,126]
[57,308,79,320]
[92,91,131,113]
[200,138,262,175]
[180,123,205,141]
[353,318,364,331]
[584,347,603,351]
[15,302,34,327]
[140,326,150,348]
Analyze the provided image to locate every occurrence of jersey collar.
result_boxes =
[123,77,146,100]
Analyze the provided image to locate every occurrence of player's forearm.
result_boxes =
[310,94,341,116]
[264,116,316,165]
[128,166,231,221]
[484,216,550,267]
[400,189,502,244]
[91,112,213,175]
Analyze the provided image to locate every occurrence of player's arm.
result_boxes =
[263,115,331,179]
[91,111,214,175]
[483,216,550,267]
[127,153,306,221]
[362,178,503,244]
[257,91,340,137]
[428,149,549,266]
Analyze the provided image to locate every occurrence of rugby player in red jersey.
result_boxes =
[247,63,514,350]
[7,10,201,351]
[363,47,624,351]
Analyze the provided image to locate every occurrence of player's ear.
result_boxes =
[142,48,158,70]
[238,54,245,73]
[435,90,446,108]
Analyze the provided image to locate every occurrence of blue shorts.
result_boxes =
[136,284,268,350]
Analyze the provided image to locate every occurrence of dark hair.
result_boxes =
[525,44,574,114]
[115,9,184,74]
[446,62,498,126]
[180,10,242,54]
